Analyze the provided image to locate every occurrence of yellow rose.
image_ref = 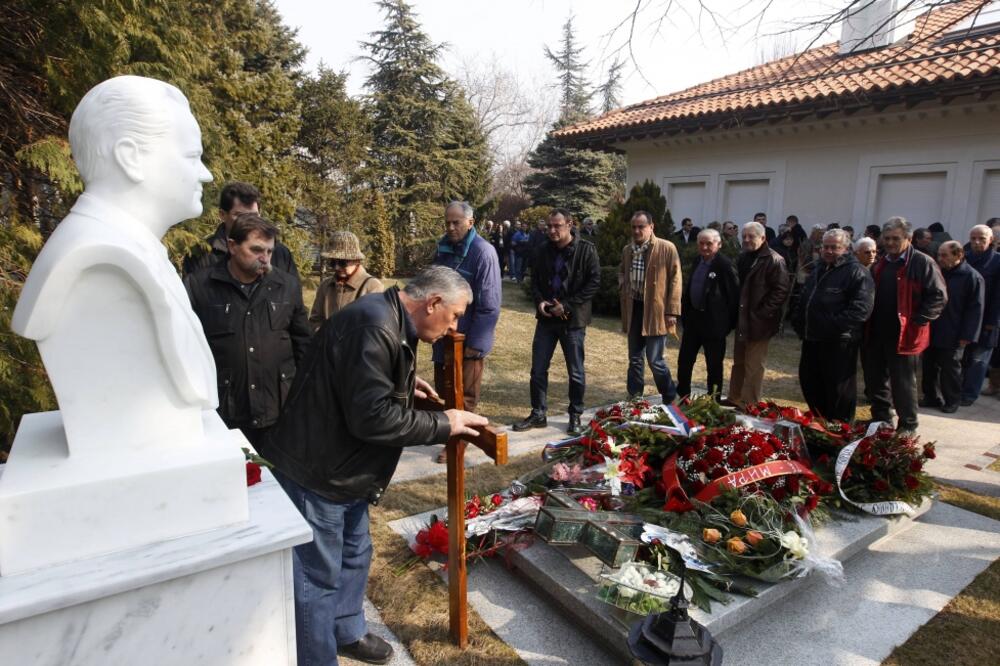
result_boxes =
[702,528,722,544]
[726,537,747,554]
[730,509,748,527]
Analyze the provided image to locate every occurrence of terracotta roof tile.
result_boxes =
[557,0,1000,140]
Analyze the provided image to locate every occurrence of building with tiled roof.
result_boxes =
[556,0,1000,238]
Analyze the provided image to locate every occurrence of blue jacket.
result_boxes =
[432,229,501,361]
[931,261,984,349]
[965,246,1000,348]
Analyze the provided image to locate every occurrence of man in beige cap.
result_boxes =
[309,231,384,332]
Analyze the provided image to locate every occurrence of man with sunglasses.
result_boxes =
[309,230,384,332]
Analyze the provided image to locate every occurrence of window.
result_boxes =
[943,1,1000,41]
[874,172,948,229]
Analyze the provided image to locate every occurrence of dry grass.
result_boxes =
[988,457,1000,473]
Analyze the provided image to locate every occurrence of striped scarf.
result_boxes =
[630,239,651,300]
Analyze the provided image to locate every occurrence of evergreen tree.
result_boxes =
[362,0,491,255]
[596,58,625,114]
[595,179,673,266]
[544,15,591,122]
[365,188,395,278]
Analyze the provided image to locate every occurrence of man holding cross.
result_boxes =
[258,266,487,665]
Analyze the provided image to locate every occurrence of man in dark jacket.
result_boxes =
[863,217,947,433]
[431,201,501,461]
[257,267,486,666]
[961,224,1000,404]
[727,221,790,407]
[792,229,874,421]
[673,217,701,245]
[181,181,299,277]
[677,229,739,399]
[185,213,310,446]
[513,208,601,435]
[923,241,984,412]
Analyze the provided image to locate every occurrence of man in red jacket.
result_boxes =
[863,217,947,434]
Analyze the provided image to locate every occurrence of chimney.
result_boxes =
[839,0,898,55]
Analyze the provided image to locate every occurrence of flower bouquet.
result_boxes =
[660,424,823,515]
[596,561,688,616]
[833,424,936,515]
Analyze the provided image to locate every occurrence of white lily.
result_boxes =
[607,435,622,455]
[603,456,622,496]
[780,530,810,559]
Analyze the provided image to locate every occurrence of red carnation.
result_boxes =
[691,439,705,452]
[727,451,746,468]
[709,466,727,479]
[923,444,936,460]
[428,521,449,554]
[693,459,710,474]
[413,543,433,559]
[909,460,923,473]
[706,448,725,465]
[904,475,920,490]
[873,479,890,492]
[748,450,766,466]
[682,446,696,460]
[491,493,504,506]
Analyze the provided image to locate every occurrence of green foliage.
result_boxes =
[591,265,622,318]
[362,0,491,255]
[366,189,395,278]
[544,15,592,123]
[595,179,671,267]
[15,138,82,195]
[518,205,553,228]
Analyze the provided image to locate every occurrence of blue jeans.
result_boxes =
[961,342,995,402]
[508,251,521,280]
[530,321,586,415]
[626,300,677,402]
[274,470,372,666]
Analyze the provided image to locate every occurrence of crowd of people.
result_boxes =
[180,181,999,665]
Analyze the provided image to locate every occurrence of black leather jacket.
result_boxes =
[184,262,310,430]
[793,252,874,342]
[531,236,601,328]
[257,288,451,504]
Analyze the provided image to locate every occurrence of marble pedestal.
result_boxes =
[0,410,249,575]
[0,468,312,666]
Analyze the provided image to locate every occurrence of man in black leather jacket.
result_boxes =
[184,213,310,446]
[257,266,485,666]
[792,228,874,421]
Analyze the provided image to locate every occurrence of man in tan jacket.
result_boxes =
[309,231,384,332]
[619,211,683,404]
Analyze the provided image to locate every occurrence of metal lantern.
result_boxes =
[627,569,723,666]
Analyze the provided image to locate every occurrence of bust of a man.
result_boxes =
[12,75,217,455]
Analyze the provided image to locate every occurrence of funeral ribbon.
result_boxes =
[661,453,818,512]
[834,422,916,516]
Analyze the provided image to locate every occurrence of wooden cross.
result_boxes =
[414,332,508,648]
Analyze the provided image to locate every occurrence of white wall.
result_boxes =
[621,100,1000,240]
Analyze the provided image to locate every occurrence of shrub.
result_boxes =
[595,180,673,267]
[592,266,622,318]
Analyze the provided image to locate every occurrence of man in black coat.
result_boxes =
[677,229,739,398]
[182,181,299,277]
[792,229,874,421]
[673,217,701,245]
[513,208,601,435]
[184,213,311,446]
[257,267,486,665]
[922,241,985,412]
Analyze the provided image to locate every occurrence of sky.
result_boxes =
[272,0,846,109]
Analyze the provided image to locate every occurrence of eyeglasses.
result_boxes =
[546,223,566,230]
[330,259,356,269]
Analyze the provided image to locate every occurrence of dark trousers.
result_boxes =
[960,342,994,403]
[273,470,371,666]
[626,300,677,402]
[529,320,586,416]
[239,425,271,448]
[676,325,726,398]
[923,346,963,407]
[434,357,485,412]
[863,336,920,431]
[799,339,860,421]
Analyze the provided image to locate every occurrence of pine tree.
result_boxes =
[595,179,672,266]
[544,15,592,122]
[365,188,395,278]
[596,58,625,114]
[362,0,491,255]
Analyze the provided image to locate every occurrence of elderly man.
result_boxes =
[677,229,739,399]
[258,267,487,666]
[960,224,1000,403]
[726,221,790,407]
[922,242,985,412]
[792,229,874,421]
[863,217,947,433]
[620,210,683,404]
[182,181,299,277]
[431,201,501,460]
[185,213,311,447]
[514,208,601,435]
[309,231,384,332]
[854,237,878,268]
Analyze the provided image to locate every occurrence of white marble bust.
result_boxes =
[12,75,217,455]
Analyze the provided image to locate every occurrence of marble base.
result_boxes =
[0,410,249,575]
[0,468,312,665]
